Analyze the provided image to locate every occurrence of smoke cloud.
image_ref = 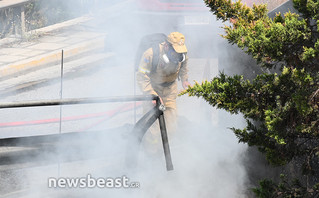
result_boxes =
[0,0,251,197]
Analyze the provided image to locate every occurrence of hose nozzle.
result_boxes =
[159,104,166,111]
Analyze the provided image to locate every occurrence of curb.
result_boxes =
[0,52,114,97]
[0,35,106,81]
[0,1,138,83]
[0,15,93,47]
[0,12,108,82]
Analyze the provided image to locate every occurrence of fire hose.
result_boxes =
[0,95,174,171]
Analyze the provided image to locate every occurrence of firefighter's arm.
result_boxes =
[136,50,158,96]
[179,55,191,89]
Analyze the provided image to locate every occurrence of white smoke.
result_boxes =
[0,0,250,197]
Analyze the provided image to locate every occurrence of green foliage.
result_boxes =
[253,175,319,198]
[181,67,318,166]
[181,0,319,196]
[204,0,318,70]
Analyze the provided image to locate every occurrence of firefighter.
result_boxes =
[136,32,190,153]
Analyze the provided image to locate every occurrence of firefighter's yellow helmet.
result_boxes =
[167,32,187,53]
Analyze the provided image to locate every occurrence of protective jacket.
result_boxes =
[136,43,189,97]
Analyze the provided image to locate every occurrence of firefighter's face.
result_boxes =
[167,44,184,64]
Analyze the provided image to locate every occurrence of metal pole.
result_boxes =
[155,97,173,171]
[158,112,174,171]
[125,97,174,171]
[0,95,158,109]
[134,73,137,124]
[0,94,174,171]
[20,5,25,36]
[14,7,19,36]
[58,49,64,176]
[59,50,64,134]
